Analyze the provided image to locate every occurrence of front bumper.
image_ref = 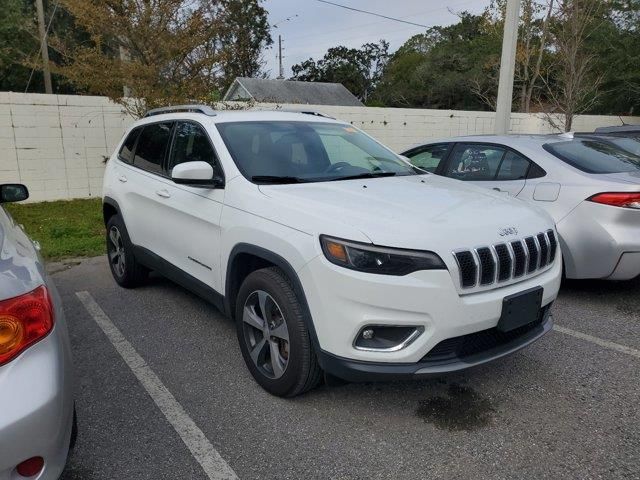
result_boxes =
[319,310,553,382]
[298,252,561,379]
[0,323,74,480]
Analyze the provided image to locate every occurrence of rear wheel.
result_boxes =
[69,404,78,450]
[235,267,322,397]
[106,215,148,288]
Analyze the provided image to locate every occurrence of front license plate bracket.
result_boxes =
[498,286,543,332]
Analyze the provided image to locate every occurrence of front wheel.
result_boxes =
[235,267,322,397]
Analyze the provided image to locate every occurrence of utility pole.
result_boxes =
[35,0,53,94]
[494,0,521,134]
[276,35,285,80]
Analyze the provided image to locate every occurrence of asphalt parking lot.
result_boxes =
[55,257,640,480]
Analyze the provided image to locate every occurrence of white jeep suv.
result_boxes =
[102,105,562,397]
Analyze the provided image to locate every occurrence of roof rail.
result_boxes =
[143,104,217,118]
[276,108,335,119]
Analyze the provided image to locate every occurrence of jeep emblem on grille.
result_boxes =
[498,227,518,237]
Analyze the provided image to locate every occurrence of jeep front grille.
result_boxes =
[453,230,557,289]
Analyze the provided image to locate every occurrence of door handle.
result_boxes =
[118,175,128,183]
[156,189,171,198]
[492,187,502,192]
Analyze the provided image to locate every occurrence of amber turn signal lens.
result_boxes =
[325,240,348,263]
[0,286,54,366]
[0,316,24,356]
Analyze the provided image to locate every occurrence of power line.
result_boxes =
[315,0,429,28]
[289,0,479,42]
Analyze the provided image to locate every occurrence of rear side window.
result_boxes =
[118,127,141,163]
[496,151,530,180]
[134,122,174,175]
[544,139,640,173]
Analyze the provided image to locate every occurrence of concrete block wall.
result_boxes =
[1,92,638,202]
[0,92,133,202]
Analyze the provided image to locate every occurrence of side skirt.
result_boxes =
[133,245,226,315]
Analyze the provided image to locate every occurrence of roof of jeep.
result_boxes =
[136,109,346,126]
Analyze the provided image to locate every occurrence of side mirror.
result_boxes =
[171,161,222,188]
[0,184,29,203]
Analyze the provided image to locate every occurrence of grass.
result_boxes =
[5,198,105,261]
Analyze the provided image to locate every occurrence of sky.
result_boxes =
[261,0,490,79]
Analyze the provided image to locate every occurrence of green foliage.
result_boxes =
[5,198,104,260]
[218,0,272,90]
[291,41,389,102]
[373,13,500,110]
[589,1,640,114]
[0,0,83,93]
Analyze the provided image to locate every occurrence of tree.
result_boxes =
[216,0,272,89]
[374,13,500,110]
[469,0,554,113]
[51,0,271,117]
[291,41,389,103]
[0,0,81,93]
[589,0,640,114]
[542,0,606,131]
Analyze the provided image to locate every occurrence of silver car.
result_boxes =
[402,134,640,280]
[0,184,75,479]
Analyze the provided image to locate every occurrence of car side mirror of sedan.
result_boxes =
[171,161,223,188]
[0,184,29,203]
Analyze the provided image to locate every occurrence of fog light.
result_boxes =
[362,329,374,340]
[354,325,424,352]
[16,456,44,477]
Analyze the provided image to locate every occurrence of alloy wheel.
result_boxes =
[108,226,126,278]
[242,290,290,379]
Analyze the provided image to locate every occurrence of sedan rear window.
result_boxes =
[543,139,640,173]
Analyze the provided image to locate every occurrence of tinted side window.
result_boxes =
[496,151,530,180]
[527,162,546,179]
[118,127,142,163]
[169,122,223,179]
[445,144,506,181]
[134,122,174,175]
[406,144,450,172]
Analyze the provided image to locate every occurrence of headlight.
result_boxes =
[320,235,446,275]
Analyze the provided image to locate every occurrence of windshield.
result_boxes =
[543,139,640,174]
[216,121,416,183]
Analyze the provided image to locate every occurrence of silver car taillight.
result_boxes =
[588,192,640,209]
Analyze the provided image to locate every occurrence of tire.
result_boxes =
[69,404,78,450]
[106,214,148,288]
[235,267,322,397]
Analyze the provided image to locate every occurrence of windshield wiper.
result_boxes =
[251,175,308,184]
[333,171,398,181]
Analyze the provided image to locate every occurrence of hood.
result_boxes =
[258,174,554,254]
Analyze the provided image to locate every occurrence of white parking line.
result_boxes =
[554,325,640,359]
[75,291,238,480]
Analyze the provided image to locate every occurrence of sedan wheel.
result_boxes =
[241,290,290,379]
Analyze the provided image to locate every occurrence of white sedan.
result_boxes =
[402,134,640,281]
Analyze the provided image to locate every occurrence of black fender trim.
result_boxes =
[225,243,321,352]
[134,245,226,313]
[102,196,122,221]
